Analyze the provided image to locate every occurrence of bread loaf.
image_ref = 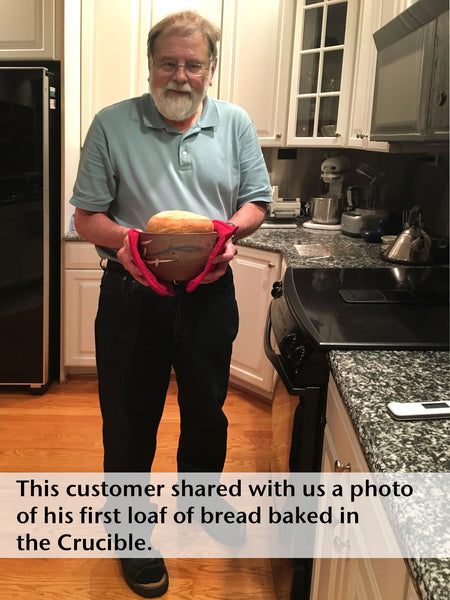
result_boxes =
[146,210,214,233]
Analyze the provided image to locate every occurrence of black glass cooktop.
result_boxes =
[283,267,449,349]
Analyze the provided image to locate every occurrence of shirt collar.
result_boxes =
[141,94,219,132]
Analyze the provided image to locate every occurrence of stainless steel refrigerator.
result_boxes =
[0,62,60,393]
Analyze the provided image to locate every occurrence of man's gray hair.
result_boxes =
[147,10,221,60]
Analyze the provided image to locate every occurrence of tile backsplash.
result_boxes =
[263,147,449,238]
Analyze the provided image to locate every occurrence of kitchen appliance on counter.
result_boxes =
[382,206,435,264]
[340,163,395,238]
[261,186,302,229]
[0,62,61,392]
[264,266,449,599]
[303,157,350,231]
[341,208,391,237]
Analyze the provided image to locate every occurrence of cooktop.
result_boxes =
[283,267,449,350]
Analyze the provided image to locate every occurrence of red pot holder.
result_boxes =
[128,221,238,296]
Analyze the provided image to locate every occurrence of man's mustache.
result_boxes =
[165,83,192,94]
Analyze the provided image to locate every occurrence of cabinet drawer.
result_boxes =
[65,242,101,269]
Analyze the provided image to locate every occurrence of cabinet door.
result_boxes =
[347,0,418,151]
[311,376,419,600]
[347,0,392,151]
[220,0,295,145]
[287,0,359,147]
[64,269,102,367]
[81,0,151,142]
[81,0,223,141]
[426,9,449,139]
[230,247,281,395]
[0,0,56,59]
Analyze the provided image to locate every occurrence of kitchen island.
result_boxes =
[239,222,450,600]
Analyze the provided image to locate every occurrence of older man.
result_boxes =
[70,10,271,597]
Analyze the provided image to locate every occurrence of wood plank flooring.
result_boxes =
[0,377,276,599]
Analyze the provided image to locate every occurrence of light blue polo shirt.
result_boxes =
[70,94,271,258]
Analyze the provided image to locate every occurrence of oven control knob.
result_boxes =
[271,281,283,298]
[292,345,306,366]
[282,333,298,353]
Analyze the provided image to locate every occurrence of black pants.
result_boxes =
[95,264,239,473]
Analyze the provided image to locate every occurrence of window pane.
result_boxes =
[302,7,323,50]
[296,97,316,137]
[305,0,321,5]
[318,97,339,136]
[321,50,343,92]
[325,2,347,46]
[299,53,319,94]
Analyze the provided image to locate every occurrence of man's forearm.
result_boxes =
[74,208,130,249]
[229,201,267,240]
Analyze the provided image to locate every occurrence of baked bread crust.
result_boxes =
[146,210,214,233]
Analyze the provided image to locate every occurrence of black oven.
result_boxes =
[264,266,449,600]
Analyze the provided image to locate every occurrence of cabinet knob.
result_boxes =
[334,459,351,473]
[276,132,282,139]
[268,262,276,269]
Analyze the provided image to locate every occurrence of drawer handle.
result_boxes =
[334,459,351,473]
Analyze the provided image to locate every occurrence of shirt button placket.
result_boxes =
[179,138,192,170]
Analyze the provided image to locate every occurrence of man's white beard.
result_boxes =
[150,80,209,121]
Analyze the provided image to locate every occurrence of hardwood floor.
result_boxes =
[0,376,276,599]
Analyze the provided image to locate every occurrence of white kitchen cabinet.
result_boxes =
[347,0,417,151]
[230,246,282,397]
[286,0,359,147]
[219,0,295,146]
[63,241,282,393]
[311,376,420,600]
[80,0,151,143]
[80,0,222,142]
[0,0,60,59]
[80,0,295,146]
[64,242,102,368]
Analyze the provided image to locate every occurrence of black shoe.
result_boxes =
[120,557,169,598]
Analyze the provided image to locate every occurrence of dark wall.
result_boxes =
[264,146,449,238]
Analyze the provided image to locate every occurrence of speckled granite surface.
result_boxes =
[327,351,450,474]
[239,219,392,269]
[65,223,449,598]
[328,350,449,600]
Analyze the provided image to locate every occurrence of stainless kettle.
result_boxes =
[382,207,433,264]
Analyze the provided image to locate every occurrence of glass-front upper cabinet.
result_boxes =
[287,0,359,146]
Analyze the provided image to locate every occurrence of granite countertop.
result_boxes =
[65,223,449,597]
[238,219,389,268]
[328,350,449,600]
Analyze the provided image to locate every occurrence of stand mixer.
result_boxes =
[341,162,390,237]
[303,156,350,230]
[321,156,351,197]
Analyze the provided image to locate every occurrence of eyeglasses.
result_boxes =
[152,60,210,77]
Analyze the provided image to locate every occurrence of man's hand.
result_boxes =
[200,238,237,285]
[117,231,150,286]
